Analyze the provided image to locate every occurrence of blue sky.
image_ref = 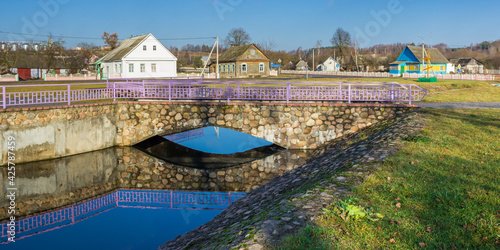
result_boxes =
[1,0,499,50]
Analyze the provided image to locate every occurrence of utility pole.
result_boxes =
[312,49,315,71]
[216,36,219,79]
[418,35,424,74]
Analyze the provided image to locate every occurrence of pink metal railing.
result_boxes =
[0,189,245,244]
[0,80,427,109]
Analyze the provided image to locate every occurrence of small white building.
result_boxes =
[317,57,340,72]
[98,33,177,79]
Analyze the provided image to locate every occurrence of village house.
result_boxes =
[389,46,449,75]
[209,44,270,78]
[96,33,177,79]
[449,57,484,74]
[295,59,307,71]
[317,57,340,71]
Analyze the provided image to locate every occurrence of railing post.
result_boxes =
[188,82,192,99]
[237,83,240,100]
[168,82,172,102]
[67,84,71,105]
[286,83,290,104]
[2,86,6,109]
[348,84,351,104]
[409,84,412,105]
[338,83,342,100]
[391,83,395,101]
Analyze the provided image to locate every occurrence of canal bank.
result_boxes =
[160,111,425,249]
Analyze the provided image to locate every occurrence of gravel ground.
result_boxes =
[418,102,500,109]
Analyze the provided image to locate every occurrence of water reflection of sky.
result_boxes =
[167,127,273,154]
[0,190,245,249]
[1,208,220,250]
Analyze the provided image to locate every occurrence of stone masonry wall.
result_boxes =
[0,101,415,165]
[116,101,415,150]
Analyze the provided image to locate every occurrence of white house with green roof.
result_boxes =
[97,33,177,79]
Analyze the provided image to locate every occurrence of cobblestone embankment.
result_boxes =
[161,111,425,250]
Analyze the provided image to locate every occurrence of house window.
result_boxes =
[223,64,226,73]
[129,64,134,73]
[153,45,156,51]
[232,64,235,73]
[151,63,156,73]
[143,45,147,51]
[218,65,221,73]
[140,64,145,72]
[114,64,117,73]
[241,63,247,72]
[440,65,444,71]
[259,63,264,72]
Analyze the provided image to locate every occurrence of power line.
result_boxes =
[0,31,216,41]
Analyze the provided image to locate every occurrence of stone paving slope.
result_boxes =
[160,111,425,250]
[418,102,500,109]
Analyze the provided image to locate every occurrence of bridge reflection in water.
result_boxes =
[0,189,245,248]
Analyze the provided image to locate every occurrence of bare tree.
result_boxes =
[44,35,66,70]
[224,28,251,47]
[330,27,352,61]
[316,40,322,56]
[101,32,119,49]
[257,39,277,53]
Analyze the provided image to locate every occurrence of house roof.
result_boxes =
[390,61,410,65]
[98,34,149,62]
[449,57,483,66]
[296,59,307,67]
[218,44,253,62]
[407,46,449,64]
[212,44,268,63]
[12,55,67,68]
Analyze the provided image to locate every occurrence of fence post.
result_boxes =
[348,84,351,104]
[286,83,290,104]
[227,83,230,102]
[2,86,6,109]
[409,84,412,105]
[67,84,71,105]
[113,82,116,102]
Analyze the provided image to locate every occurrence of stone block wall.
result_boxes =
[116,102,415,150]
[0,101,415,165]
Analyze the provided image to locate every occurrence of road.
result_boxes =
[418,102,500,109]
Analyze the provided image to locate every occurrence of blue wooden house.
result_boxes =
[389,46,449,75]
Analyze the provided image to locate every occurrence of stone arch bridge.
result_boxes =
[0,101,415,165]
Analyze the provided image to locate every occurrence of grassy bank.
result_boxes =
[280,108,500,249]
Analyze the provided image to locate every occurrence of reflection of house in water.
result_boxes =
[0,145,308,221]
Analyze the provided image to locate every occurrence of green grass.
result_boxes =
[280,109,500,249]
[421,87,500,103]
